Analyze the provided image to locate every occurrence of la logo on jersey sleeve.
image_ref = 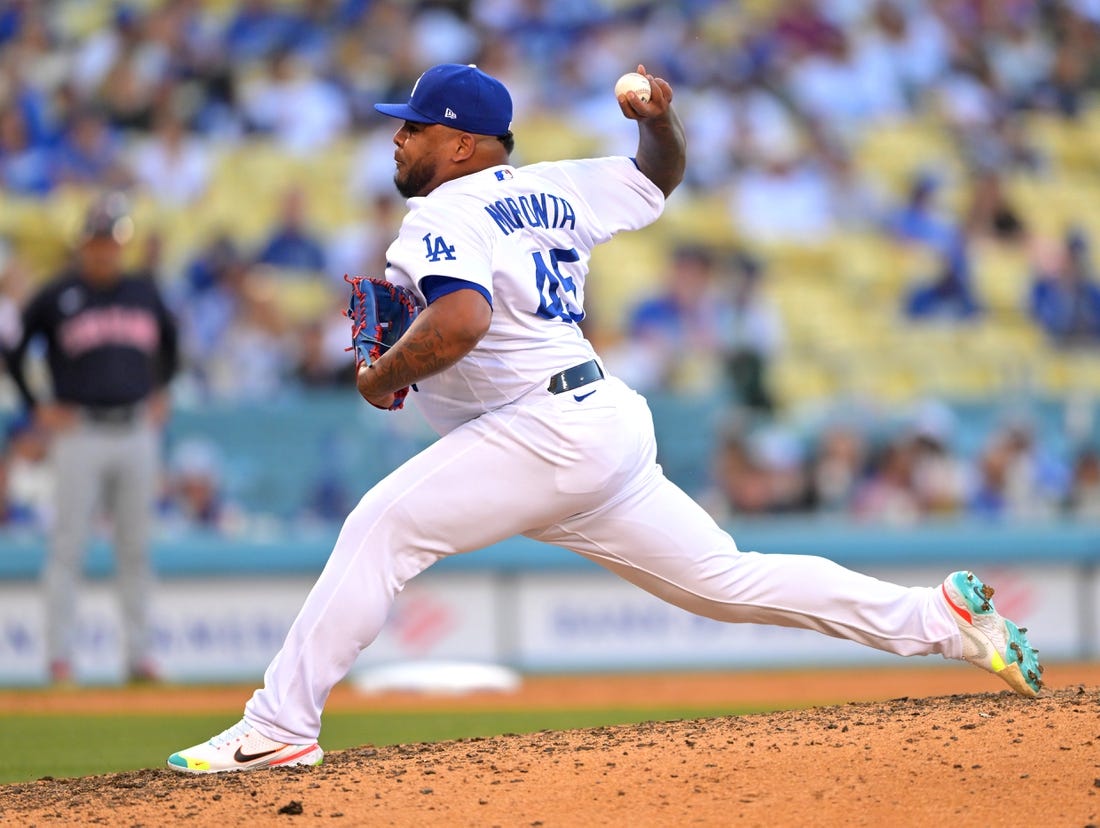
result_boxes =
[422,233,457,262]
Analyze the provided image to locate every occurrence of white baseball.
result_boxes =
[615,72,651,103]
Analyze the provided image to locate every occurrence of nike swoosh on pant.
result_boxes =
[573,389,597,402]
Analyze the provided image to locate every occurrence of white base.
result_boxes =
[350,660,522,695]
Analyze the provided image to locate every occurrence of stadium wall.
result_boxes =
[0,522,1096,685]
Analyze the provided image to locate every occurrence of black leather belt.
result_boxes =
[547,360,604,394]
[83,405,139,424]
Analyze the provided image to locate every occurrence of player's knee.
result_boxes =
[337,490,435,568]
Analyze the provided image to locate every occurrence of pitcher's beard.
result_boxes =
[394,157,437,198]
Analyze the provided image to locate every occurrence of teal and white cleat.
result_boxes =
[167,719,323,774]
[941,570,1043,698]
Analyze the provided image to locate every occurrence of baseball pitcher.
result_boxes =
[167,63,1041,773]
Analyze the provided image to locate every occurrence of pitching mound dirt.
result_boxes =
[2,686,1097,826]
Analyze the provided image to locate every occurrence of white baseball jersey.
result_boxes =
[384,156,664,434]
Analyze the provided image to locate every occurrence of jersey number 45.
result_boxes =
[533,247,584,324]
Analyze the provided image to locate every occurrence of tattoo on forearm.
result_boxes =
[371,319,458,391]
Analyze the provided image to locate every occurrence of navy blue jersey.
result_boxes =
[6,270,179,409]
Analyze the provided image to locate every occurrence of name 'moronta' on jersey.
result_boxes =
[384,155,664,434]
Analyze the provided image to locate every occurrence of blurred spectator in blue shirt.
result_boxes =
[1029,227,1100,347]
[903,239,982,320]
[885,168,983,320]
[184,233,242,296]
[0,106,54,195]
[53,105,132,189]
[299,432,355,524]
[174,234,249,394]
[0,0,25,45]
[615,243,727,393]
[0,413,51,529]
[2,29,58,150]
[224,0,299,62]
[970,418,1070,520]
[335,0,370,27]
[968,436,1011,519]
[884,170,956,251]
[160,437,244,533]
[628,244,716,339]
[255,187,327,273]
[285,0,341,69]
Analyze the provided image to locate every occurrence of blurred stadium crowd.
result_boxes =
[0,0,1099,529]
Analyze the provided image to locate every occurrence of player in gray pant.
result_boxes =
[6,197,178,684]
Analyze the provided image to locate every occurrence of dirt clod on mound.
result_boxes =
[2,687,1097,827]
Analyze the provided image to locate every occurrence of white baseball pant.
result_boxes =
[245,377,962,743]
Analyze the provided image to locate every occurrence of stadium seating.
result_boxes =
[3,96,1099,415]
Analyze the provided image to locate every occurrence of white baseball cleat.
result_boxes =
[167,718,323,773]
[941,570,1043,698]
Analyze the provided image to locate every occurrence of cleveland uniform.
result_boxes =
[8,263,178,681]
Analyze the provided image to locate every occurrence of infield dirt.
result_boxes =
[2,666,1098,826]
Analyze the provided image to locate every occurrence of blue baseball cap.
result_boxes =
[374,64,513,136]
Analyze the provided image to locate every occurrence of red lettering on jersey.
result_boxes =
[60,307,159,356]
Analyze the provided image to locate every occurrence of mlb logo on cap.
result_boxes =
[375,64,513,136]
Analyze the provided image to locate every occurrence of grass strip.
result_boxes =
[0,704,778,784]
